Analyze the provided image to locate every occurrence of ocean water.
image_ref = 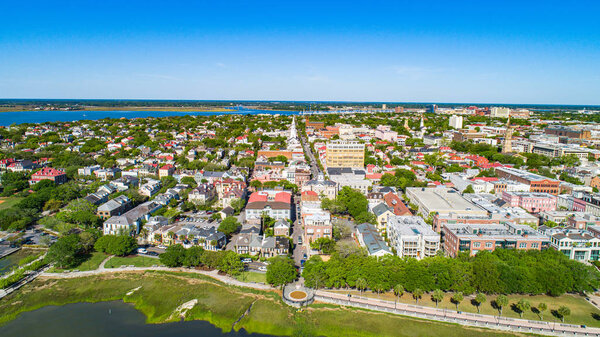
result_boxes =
[0,108,301,126]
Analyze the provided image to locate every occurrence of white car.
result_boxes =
[258,266,267,272]
[137,248,148,254]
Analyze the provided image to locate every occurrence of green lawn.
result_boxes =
[0,271,542,337]
[333,289,600,327]
[0,197,23,211]
[46,252,108,273]
[234,271,266,284]
[104,255,163,269]
[74,252,107,271]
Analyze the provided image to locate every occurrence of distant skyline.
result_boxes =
[1,0,599,104]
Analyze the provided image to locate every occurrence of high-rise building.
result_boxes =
[325,140,365,169]
[490,107,511,118]
[449,115,463,129]
[501,116,513,153]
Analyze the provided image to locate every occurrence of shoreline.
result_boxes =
[0,107,298,113]
[0,270,532,337]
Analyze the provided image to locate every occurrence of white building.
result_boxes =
[490,107,511,118]
[550,228,600,262]
[386,216,440,259]
[449,115,463,129]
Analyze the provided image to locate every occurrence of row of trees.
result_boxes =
[302,249,598,296]
[158,244,244,275]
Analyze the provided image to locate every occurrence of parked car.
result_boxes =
[241,258,252,264]
[297,236,303,245]
[137,248,148,254]
[258,266,267,272]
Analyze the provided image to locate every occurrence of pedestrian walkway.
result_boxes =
[314,291,599,337]
[12,264,600,336]
[40,266,272,291]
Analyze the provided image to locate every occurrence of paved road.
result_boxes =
[300,133,321,178]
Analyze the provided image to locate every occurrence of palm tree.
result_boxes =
[356,278,367,295]
[153,233,162,243]
[474,293,487,313]
[495,295,508,316]
[557,306,571,323]
[432,289,444,308]
[412,288,423,304]
[139,227,149,243]
[451,292,463,310]
[372,284,383,298]
[167,231,176,244]
[516,299,530,318]
[393,284,404,302]
[537,302,547,320]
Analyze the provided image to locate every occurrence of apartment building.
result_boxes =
[496,167,560,195]
[502,191,557,213]
[386,216,440,259]
[550,228,600,262]
[325,140,365,169]
[545,126,591,140]
[442,222,550,257]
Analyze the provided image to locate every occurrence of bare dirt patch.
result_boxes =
[290,291,307,300]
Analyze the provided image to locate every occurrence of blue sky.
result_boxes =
[1,0,599,104]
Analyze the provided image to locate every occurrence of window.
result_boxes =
[519,242,527,249]
[473,242,481,248]
[531,242,539,249]
[485,242,492,248]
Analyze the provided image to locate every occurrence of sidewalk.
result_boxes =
[315,291,599,337]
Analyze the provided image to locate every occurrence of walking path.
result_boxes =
[39,266,272,291]
[315,291,600,337]
[6,265,600,336]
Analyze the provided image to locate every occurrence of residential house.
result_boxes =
[97,195,131,219]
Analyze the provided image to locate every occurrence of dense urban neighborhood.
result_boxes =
[4,105,600,336]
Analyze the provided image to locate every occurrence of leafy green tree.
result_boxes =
[183,246,204,267]
[302,255,327,289]
[474,293,487,313]
[557,305,571,322]
[94,235,137,256]
[180,176,197,188]
[266,256,298,288]
[432,289,444,308]
[218,250,244,275]
[230,198,246,214]
[47,234,83,268]
[463,185,475,194]
[495,295,508,316]
[515,299,530,318]
[159,244,186,267]
[451,292,463,310]
[218,216,240,236]
[537,302,547,320]
[310,237,336,254]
